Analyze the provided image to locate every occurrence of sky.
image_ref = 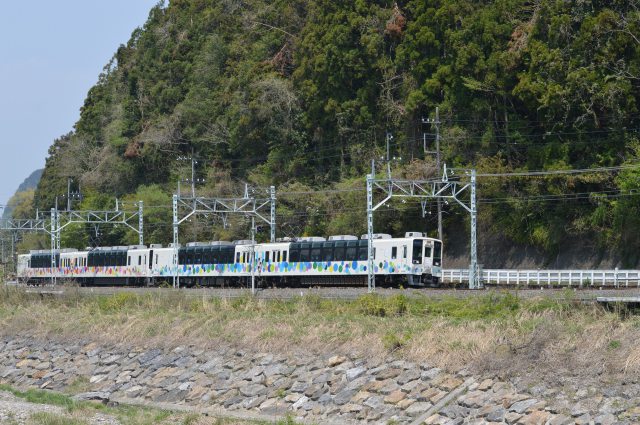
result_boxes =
[0,0,159,207]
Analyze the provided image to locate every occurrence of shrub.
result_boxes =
[356,294,387,317]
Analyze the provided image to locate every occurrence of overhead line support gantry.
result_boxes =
[366,165,480,292]
[172,185,276,292]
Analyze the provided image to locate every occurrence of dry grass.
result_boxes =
[0,287,639,383]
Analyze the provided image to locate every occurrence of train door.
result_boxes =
[147,249,154,286]
[411,239,423,264]
[433,241,442,267]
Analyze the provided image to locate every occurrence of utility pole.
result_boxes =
[177,148,203,198]
[423,107,443,241]
[67,178,71,211]
[386,132,393,179]
[191,147,196,198]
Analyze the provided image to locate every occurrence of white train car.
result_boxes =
[17,232,443,287]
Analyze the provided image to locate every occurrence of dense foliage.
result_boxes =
[33,0,640,265]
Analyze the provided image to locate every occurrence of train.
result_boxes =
[16,232,442,287]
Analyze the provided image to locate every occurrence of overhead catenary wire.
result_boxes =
[476,162,640,177]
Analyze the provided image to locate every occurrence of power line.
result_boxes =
[476,162,640,177]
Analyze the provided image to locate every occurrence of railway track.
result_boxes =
[6,283,640,302]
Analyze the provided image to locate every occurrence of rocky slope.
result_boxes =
[1,336,638,424]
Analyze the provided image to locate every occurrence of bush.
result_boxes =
[356,294,388,317]
[382,331,412,351]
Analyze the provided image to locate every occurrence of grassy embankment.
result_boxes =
[0,287,638,380]
[0,384,297,425]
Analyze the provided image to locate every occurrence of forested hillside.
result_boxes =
[32,0,640,265]
[2,169,42,219]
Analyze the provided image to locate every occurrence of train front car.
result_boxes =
[17,250,60,285]
[404,233,442,287]
[255,232,443,287]
[16,254,31,283]
[364,232,442,287]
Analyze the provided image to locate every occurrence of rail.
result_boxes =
[442,269,640,287]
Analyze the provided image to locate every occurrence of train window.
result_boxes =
[346,246,356,261]
[211,249,218,264]
[289,244,300,262]
[322,243,333,262]
[310,245,322,262]
[373,248,377,259]
[412,240,423,264]
[275,251,280,262]
[266,251,270,262]
[209,248,222,264]
[424,247,432,258]
[155,254,158,265]
[235,252,240,263]
[392,247,397,259]
[403,246,407,259]
[357,241,368,261]
[300,247,310,262]
[201,249,208,264]
[138,256,142,266]
[224,248,234,263]
[283,251,287,262]
[334,242,346,261]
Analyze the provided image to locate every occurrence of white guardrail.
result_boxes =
[442,269,640,287]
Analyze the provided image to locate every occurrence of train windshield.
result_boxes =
[412,240,423,264]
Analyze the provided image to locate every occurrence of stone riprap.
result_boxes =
[0,336,639,424]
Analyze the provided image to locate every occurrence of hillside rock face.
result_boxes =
[0,336,639,424]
